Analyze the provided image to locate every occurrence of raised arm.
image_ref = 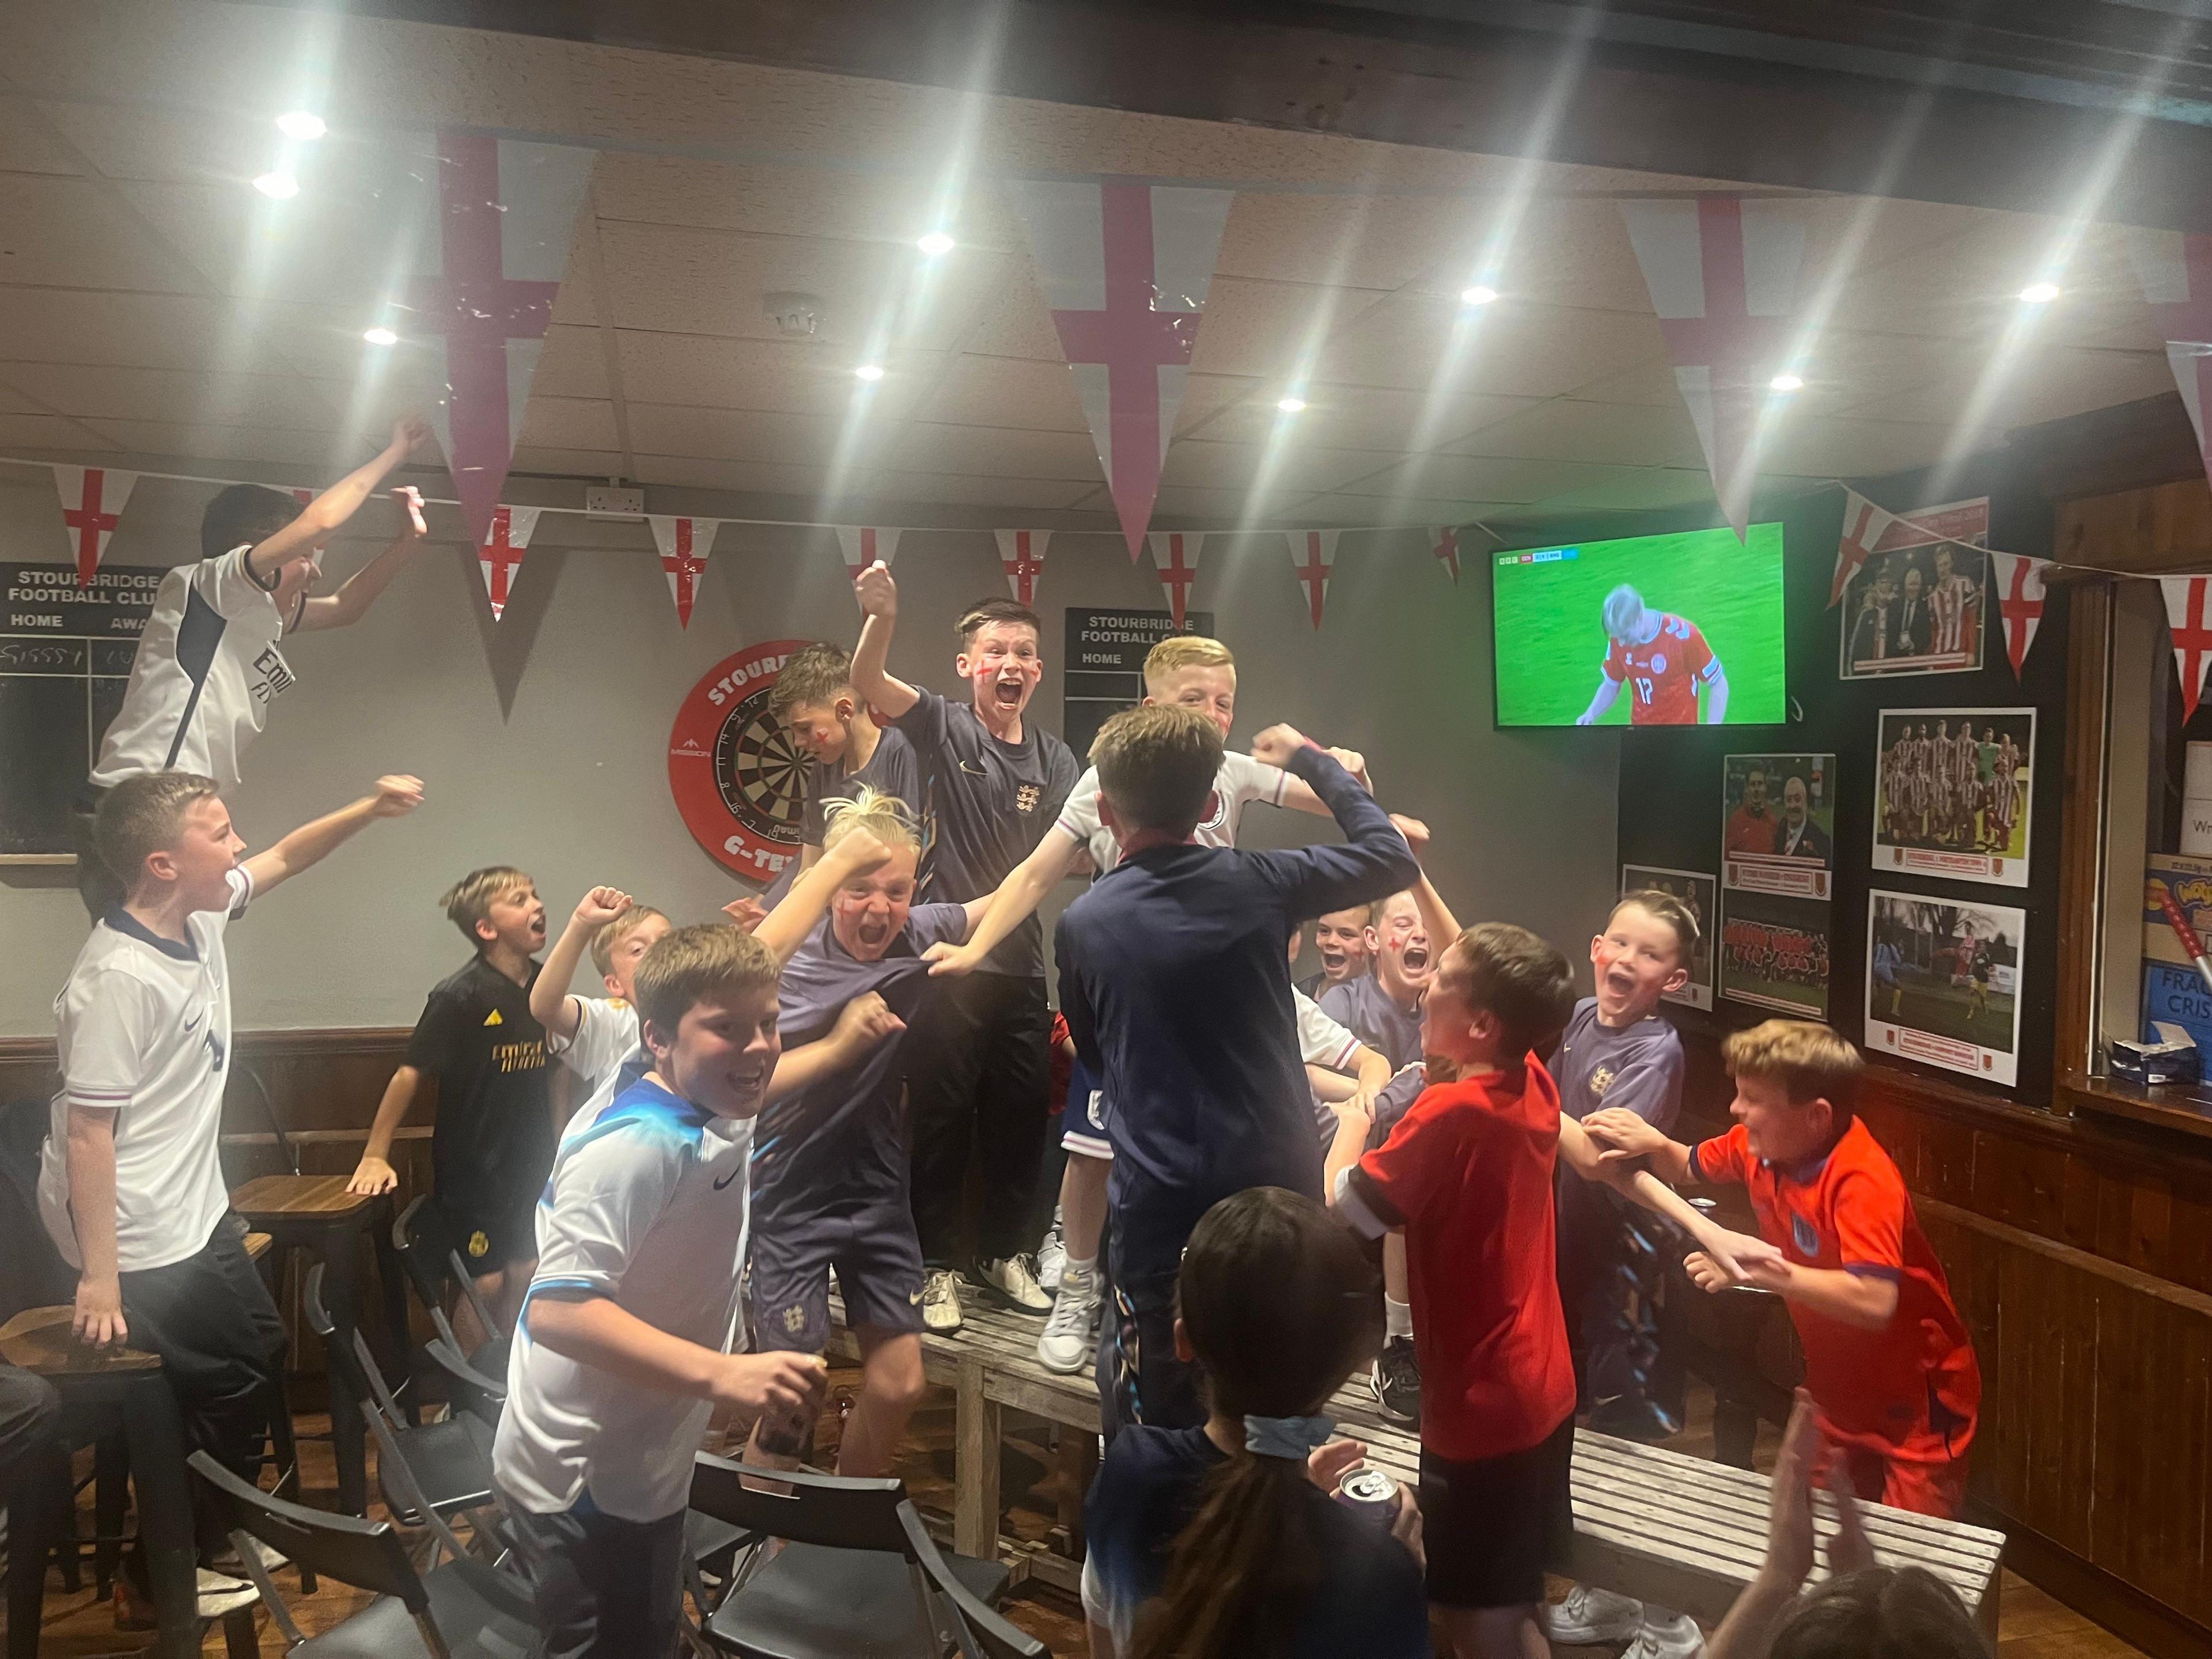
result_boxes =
[925,825,1084,978]
[247,417,427,582]
[295,490,426,632]
[1277,745,1373,816]
[1247,726,1418,919]
[532,887,632,1043]
[752,827,891,967]
[240,774,422,897]
[850,562,919,720]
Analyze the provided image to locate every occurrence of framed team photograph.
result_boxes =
[1870,707,2033,889]
[1838,496,1989,680]
[1866,891,2024,1085]
[1621,863,1717,1010]
[1719,889,1832,1019]
[1721,753,1836,900]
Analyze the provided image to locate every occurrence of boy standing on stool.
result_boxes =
[531,887,673,1128]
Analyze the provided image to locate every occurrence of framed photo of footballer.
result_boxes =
[1621,863,1716,1010]
[1719,889,1832,1019]
[1721,753,1835,900]
[1866,891,2024,1085]
[1838,496,1989,680]
[1870,707,2033,889]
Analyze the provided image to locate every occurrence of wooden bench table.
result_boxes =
[825,1296,2005,1635]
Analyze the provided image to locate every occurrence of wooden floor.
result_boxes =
[14,1373,2146,1657]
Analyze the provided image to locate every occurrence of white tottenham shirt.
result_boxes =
[495,1075,754,1522]
[89,545,298,791]
[39,866,252,1272]
[1054,750,1290,873]
[544,996,642,1131]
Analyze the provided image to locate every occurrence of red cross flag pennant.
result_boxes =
[834,527,902,585]
[2130,230,2212,495]
[2164,575,2212,724]
[409,131,594,551]
[52,465,137,586]
[1007,178,1234,560]
[1828,487,1902,608]
[1289,529,1339,629]
[1146,531,1204,628]
[648,515,721,629]
[1428,525,1463,586]
[1619,196,1804,540]
[994,529,1051,605]
[476,505,542,622]
[1990,552,2052,681]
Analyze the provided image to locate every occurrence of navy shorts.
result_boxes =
[425,1193,537,1279]
[749,1200,925,1351]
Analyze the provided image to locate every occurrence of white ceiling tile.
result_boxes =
[1755,416,1996,480]
[885,424,1103,482]
[0,412,111,450]
[41,101,272,186]
[1160,440,1397,495]
[631,454,835,495]
[0,97,84,175]
[1321,293,1665,397]
[1528,467,1721,514]
[627,404,846,467]
[1266,493,1509,528]
[1340,453,1651,504]
[1215,193,1489,294]
[1190,276,1391,382]
[955,259,1073,361]
[531,327,613,402]
[0,175,206,292]
[510,446,623,478]
[1188,382,1540,451]
[916,355,1090,433]
[0,363,339,429]
[517,396,622,453]
[74,418,356,468]
[870,470,1100,510]
[615,332,938,419]
[1443,399,1706,468]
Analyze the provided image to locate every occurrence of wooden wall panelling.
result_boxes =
[2052,476,2212,573]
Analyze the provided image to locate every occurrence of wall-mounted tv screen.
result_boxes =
[1490,522,1786,728]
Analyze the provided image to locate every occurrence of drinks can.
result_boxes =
[1335,1467,1398,1529]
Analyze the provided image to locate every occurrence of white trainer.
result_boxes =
[1621,1609,1705,1659]
[975,1254,1053,1314]
[1037,1271,1102,1373]
[1546,1584,1646,1646]
[921,1268,964,1334]
[1037,1215,1067,1294]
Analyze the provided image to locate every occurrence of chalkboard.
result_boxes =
[1,560,161,858]
[1061,606,1215,760]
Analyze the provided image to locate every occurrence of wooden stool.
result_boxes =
[230,1176,414,1515]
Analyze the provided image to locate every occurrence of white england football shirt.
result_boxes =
[495,1076,754,1522]
[544,996,642,1130]
[39,867,252,1272]
[1055,751,1290,873]
[1294,989,1361,1073]
[89,546,298,791]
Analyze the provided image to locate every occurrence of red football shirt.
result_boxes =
[1691,1119,1980,1457]
[1353,1062,1576,1461]
[1603,613,1717,726]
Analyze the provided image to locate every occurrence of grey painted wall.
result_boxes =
[0,464,1618,1035]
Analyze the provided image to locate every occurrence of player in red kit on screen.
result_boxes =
[1575,585,1729,727]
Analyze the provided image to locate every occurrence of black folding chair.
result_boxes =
[423,1336,507,1428]
[392,1196,511,1381]
[688,1454,1044,1659]
[305,1264,499,1531]
[190,1450,539,1658]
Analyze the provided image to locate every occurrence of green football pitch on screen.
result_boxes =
[1490,522,1787,727]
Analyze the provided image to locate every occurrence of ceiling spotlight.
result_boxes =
[252,171,299,200]
[916,230,956,257]
[275,111,327,141]
[1460,285,1499,306]
[854,364,885,382]
[362,325,399,347]
[1277,395,1307,414]
[2018,281,2061,304]
[1769,372,1804,392]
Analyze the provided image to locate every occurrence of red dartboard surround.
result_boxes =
[668,639,813,880]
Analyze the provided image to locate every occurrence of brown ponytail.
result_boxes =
[1129,1188,1383,1659]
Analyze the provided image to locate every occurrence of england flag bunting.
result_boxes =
[1990,552,2052,681]
[834,526,902,584]
[1828,487,1902,607]
[1429,525,1463,586]
[476,505,542,621]
[2164,575,2212,723]
[1289,529,1339,629]
[407,130,596,551]
[52,465,137,586]
[648,515,720,628]
[1619,196,1804,540]
[994,529,1051,605]
[1146,531,1203,629]
[2130,230,2212,495]
[1007,177,1235,559]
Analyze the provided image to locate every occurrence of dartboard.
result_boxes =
[668,640,813,879]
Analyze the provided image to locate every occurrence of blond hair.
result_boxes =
[94,771,221,889]
[1722,1020,1863,1116]
[634,923,778,1036]
[1143,634,1235,692]
[439,866,533,946]
[821,785,920,856]
[1612,889,1699,963]
[1090,704,1224,834]
[590,905,669,978]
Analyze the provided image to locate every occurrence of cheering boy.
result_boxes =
[530,887,673,1128]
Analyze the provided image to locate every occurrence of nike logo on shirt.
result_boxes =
[713,1168,743,1191]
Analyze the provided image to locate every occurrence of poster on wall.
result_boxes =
[1865,890,2024,1085]
[1719,889,1832,1018]
[1838,496,1989,680]
[1621,863,1717,1010]
[1870,708,2033,889]
[1721,753,1835,899]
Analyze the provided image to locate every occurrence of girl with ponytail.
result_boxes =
[1083,1187,1431,1659]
